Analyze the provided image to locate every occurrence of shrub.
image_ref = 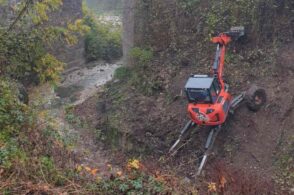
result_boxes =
[84,15,122,62]
[128,47,158,95]
[129,47,153,67]
[0,78,27,168]
[114,66,132,80]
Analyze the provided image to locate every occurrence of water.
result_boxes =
[56,60,122,105]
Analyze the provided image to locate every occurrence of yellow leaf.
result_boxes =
[116,171,123,177]
[96,176,102,183]
[85,166,91,172]
[208,182,217,192]
[127,159,140,170]
[107,164,112,170]
[76,165,83,172]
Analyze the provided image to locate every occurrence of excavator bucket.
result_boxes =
[226,26,245,40]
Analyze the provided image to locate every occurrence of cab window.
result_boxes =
[187,88,211,103]
[210,86,217,103]
[213,79,221,94]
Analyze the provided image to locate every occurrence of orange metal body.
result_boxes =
[187,34,232,126]
[188,89,232,126]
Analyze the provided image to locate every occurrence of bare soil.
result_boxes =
[74,42,294,193]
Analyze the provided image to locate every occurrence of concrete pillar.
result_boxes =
[122,0,135,66]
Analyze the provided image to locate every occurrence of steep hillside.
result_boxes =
[75,0,294,193]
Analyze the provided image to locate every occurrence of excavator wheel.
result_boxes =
[245,85,266,112]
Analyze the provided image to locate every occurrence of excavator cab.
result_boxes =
[185,75,221,104]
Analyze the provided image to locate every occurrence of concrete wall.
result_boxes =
[122,0,135,66]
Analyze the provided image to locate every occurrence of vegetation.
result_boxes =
[274,136,294,191]
[0,0,293,194]
[0,1,89,85]
[84,13,122,62]
[82,159,167,194]
[129,47,160,95]
[114,66,132,81]
[113,47,157,95]
[0,78,26,169]
[0,1,86,193]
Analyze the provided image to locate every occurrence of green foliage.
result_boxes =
[87,169,165,194]
[84,14,122,62]
[0,0,89,85]
[130,47,153,67]
[0,139,26,169]
[0,79,26,142]
[0,29,65,84]
[0,78,27,169]
[34,54,65,84]
[26,0,63,25]
[128,47,159,95]
[274,136,294,191]
[40,156,55,172]
[0,0,7,6]
[179,0,200,10]
[114,66,132,80]
[65,105,85,128]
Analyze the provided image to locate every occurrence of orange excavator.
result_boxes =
[169,27,266,175]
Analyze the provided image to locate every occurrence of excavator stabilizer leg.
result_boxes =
[168,120,194,154]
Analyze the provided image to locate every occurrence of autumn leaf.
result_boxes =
[107,164,112,171]
[208,182,217,192]
[219,175,227,188]
[85,166,91,172]
[116,171,123,177]
[0,169,4,176]
[127,159,140,170]
[91,169,99,176]
[76,165,83,172]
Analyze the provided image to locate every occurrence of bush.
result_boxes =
[114,67,132,80]
[0,78,27,168]
[128,47,158,95]
[129,47,153,67]
[84,15,122,62]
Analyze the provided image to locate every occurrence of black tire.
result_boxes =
[245,85,266,112]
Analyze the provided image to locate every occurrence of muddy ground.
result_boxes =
[73,42,294,193]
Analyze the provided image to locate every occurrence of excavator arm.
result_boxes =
[211,26,245,88]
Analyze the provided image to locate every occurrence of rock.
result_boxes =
[77,71,84,76]
[183,177,191,184]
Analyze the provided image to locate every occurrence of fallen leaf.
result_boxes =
[85,166,91,172]
[116,171,123,177]
[208,182,217,192]
[107,164,112,170]
[127,159,140,170]
[76,165,83,172]
[219,175,227,188]
[91,169,99,176]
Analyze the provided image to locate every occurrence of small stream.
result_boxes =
[56,60,121,105]
[28,10,125,178]
[29,59,122,178]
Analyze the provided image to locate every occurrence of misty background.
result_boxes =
[86,0,122,15]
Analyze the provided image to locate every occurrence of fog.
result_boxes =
[86,0,122,15]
